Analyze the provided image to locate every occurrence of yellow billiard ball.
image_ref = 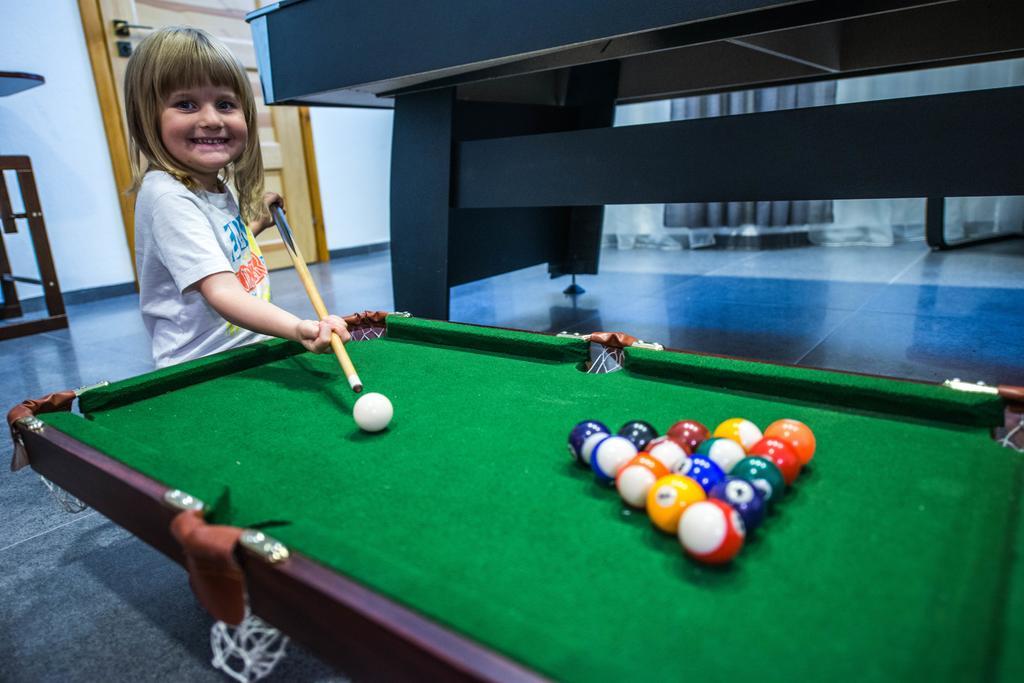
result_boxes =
[713,418,763,452]
[646,474,707,534]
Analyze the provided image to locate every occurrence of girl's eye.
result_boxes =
[173,101,196,111]
[217,100,238,111]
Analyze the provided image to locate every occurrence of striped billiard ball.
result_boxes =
[591,436,638,484]
[695,437,746,474]
[678,499,746,564]
[645,436,689,471]
[713,418,763,453]
[568,420,609,465]
[616,454,670,508]
[709,477,766,532]
[731,456,786,504]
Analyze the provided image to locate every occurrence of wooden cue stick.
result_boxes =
[270,204,363,393]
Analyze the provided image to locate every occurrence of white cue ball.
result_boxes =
[353,392,393,432]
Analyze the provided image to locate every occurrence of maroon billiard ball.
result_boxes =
[667,420,710,452]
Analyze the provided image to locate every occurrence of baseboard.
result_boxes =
[708,231,813,250]
[605,230,812,251]
[15,281,137,314]
[328,241,390,259]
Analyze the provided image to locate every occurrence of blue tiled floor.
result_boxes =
[451,240,1024,385]
[861,282,1024,321]
[1,237,1022,680]
[801,307,1024,382]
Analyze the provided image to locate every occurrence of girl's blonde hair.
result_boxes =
[124,26,265,223]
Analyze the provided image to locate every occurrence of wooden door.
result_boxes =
[86,0,323,270]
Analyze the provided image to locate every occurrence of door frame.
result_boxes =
[78,0,136,273]
[76,0,329,278]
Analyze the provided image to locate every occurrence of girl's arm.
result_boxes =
[196,271,349,351]
[248,192,284,238]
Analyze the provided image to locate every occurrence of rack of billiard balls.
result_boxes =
[567,417,815,564]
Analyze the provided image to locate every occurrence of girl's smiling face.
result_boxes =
[160,84,247,191]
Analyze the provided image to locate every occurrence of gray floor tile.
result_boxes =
[270,259,394,319]
[799,308,1024,384]
[894,239,1024,287]
[660,274,885,312]
[0,465,84,550]
[63,296,150,343]
[861,282,1024,321]
[599,246,762,275]
[714,243,928,283]
[1,336,152,399]
[0,514,345,682]
[595,298,857,365]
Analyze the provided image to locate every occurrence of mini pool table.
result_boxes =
[9,314,1024,682]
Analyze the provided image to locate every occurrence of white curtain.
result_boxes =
[603,100,677,250]
[663,82,837,250]
[814,58,1024,246]
[603,57,1024,249]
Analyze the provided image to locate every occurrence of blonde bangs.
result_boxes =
[124,27,265,223]
[151,32,251,106]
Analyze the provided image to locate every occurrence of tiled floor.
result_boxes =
[452,240,1024,384]
[1,238,1022,680]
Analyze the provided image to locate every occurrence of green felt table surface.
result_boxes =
[41,317,1024,683]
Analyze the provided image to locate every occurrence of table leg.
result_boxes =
[390,88,456,320]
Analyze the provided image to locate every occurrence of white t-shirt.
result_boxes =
[135,171,271,368]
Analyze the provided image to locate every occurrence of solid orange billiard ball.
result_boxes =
[764,419,816,465]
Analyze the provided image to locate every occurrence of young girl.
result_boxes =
[124,26,348,368]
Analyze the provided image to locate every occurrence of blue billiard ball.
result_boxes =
[710,477,766,531]
[675,455,726,493]
[617,420,658,451]
[568,420,609,464]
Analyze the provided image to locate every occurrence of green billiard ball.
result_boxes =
[731,456,786,505]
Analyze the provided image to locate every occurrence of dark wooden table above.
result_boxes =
[0,72,44,98]
[247,0,1024,320]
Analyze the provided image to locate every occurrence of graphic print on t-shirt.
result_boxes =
[222,215,271,335]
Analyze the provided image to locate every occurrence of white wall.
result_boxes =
[310,107,392,251]
[0,1,134,296]
[0,2,394,308]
